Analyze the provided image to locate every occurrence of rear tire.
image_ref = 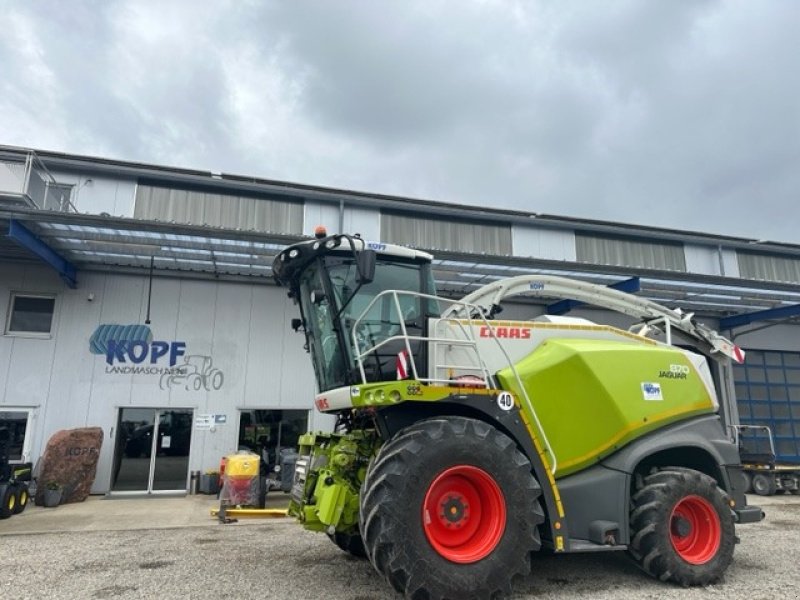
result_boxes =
[360,417,544,600]
[14,484,29,514]
[328,530,367,558]
[629,468,735,586]
[751,473,777,496]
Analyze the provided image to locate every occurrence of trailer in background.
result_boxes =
[738,425,800,496]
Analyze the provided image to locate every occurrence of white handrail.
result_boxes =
[350,289,559,473]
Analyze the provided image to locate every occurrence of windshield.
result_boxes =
[299,261,346,392]
[298,255,435,392]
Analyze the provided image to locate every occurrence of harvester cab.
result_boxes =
[272,232,763,600]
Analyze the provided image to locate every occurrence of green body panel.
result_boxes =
[350,380,452,407]
[496,339,715,479]
[289,430,380,534]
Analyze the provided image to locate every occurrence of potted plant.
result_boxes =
[43,481,62,507]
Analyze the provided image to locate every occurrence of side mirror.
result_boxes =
[291,318,304,332]
[357,250,376,284]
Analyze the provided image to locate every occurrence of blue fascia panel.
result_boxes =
[7,219,78,288]
[547,276,641,315]
[720,304,800,330]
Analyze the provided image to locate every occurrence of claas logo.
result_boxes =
[479,326,531,339]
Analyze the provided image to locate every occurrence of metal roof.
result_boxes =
[3,206,800,323]
[7,143,800,255]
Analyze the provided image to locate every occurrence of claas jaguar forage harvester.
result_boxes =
[271,231,763,599]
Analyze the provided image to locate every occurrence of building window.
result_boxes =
[5,294,56,335]
[237,409,309,468]
[737,251,800,284]
[575,233,686,272]
[0,410,32,462]
[381,211,512,255]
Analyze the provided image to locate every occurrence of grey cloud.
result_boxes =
[1,1,799,242]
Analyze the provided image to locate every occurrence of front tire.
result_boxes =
[360,417,545,600]
[328,530,367,558]
[629,468,735,586]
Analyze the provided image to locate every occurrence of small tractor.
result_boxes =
[0,426,32,519]
[272,232,764,599]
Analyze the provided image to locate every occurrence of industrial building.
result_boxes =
[1,144,798,495]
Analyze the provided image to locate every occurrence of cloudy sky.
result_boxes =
[2,1,799,242]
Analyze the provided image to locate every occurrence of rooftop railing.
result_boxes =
[0,146,77,213]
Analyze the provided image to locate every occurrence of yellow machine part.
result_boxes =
[224,453,260,478]
[210,508,288,519]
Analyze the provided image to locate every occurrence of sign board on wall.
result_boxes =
[195,414,228,430]
[89,324,225,391]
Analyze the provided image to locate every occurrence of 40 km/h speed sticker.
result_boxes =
[496,392,515,411]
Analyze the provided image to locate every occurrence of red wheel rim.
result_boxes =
[422,465,506,563]
[669,495,721,564]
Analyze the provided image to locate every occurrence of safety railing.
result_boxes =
[350,289,558,473]
[0,146,77,213]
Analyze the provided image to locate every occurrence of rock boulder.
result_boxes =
[35,427,104,505]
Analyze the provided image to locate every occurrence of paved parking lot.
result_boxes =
[1,494,798,599]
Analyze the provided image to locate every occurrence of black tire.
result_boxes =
[14,484,29,514]
[359,417,545,600]
[327,530,367,558]
[0,485,16,519]
[740,470,752,494]
[629,468,735,586]
[751,473,777,496]
[252,475,267,509]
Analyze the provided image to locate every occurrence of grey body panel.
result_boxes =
[601,414,739,475]
[558,414,745,549]
[556,464,628,545]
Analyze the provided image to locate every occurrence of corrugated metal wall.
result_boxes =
[575,233,687,271]
[737,251,800,283]
[381,211,512,254]
[134,184,303,233]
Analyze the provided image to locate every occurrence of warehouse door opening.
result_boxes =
[0,409,33,463]
[111,408,193,494]
[237,409,308,475]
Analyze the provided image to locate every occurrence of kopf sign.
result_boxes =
[104,339,186,366]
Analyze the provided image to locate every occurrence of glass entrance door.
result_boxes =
[111,408,193,493]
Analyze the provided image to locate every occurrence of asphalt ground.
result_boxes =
[0,494,798,599]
